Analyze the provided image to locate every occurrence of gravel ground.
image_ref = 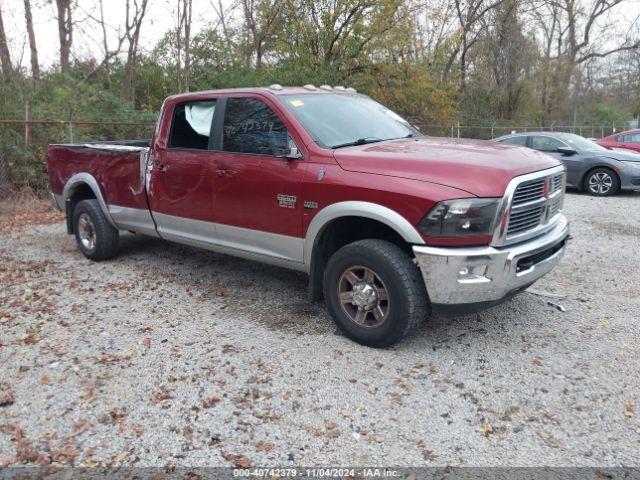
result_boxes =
[0,191,639,468]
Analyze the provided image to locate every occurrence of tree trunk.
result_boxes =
[23,0,40,87]
[124,0,149,105]
[0,3,12,82]
[56,0,72,76]
[182,0,192,91]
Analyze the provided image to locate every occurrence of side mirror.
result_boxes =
[557,146,576,155]
[277,145,303,160]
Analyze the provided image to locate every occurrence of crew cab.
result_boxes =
[46,85,569,347]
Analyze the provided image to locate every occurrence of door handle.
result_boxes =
[216,169,226,177]
[157,164,169,172]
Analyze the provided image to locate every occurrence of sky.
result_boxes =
[1,0,233,70]
[2,0,639,74]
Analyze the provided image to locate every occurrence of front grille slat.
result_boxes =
[512,179,545,206]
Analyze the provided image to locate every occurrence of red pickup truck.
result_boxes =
[47,85,569,347]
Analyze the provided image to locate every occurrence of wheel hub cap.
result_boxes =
[337,266,390,328]
[352,283,378,310]
[78,213,96,250]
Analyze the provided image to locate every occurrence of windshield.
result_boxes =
[557,133,607,152]
[280,94,420,149]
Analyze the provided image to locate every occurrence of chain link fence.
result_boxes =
[0,120,156,200]
[0,119,624,201]
[416,123,620,140]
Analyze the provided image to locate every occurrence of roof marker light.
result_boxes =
[269,84,283,90]
[334,86,346,91]
[319,85,332,91]
[303,84,316,90]
[346,87,357,93]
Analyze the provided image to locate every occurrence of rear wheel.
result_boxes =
[73,199,119,261]
[584,168,620,196]
[323,239,428,347]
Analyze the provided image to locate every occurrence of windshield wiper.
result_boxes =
[331,137,384,149]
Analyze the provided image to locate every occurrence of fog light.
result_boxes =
[457,265,490,284]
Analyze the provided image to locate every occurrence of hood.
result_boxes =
[333,137,561,197]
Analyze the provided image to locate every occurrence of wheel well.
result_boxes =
[580,166,620,190]
[65,183,96,234]
[308,216,413,302]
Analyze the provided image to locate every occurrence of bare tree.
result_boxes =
[124,0,150,104]
[241,0,284,69]
[55,0,73,75]
[181,0,192,91]
[23,0,40,87]
[211,0,237,44]
[0,1,12,82]
[82,0,128,85]
[442,0,507,87]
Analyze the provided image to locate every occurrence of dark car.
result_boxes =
[597,129,640,153]
[495,132,640,196]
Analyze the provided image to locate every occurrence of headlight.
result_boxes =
[621,161,640,170]
[418,198,500,237]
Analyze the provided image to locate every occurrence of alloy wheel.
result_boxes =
[588,172,613,195]
[77,213,97,251]
[337,265,390,328]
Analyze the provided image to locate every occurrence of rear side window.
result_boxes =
[222,98,288,155]
[169,100,216,150]
[500,136,528,146]
[531,136,566,152]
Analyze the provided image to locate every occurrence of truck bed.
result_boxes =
[46,140,151,214]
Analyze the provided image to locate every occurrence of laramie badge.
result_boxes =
[277,194,297,208]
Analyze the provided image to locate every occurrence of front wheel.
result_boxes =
[73,199,119,261]
[323,239,429,348]
[584,168,620,196]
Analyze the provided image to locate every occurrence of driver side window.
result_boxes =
[531,136,566,152]
[222,98,289,155]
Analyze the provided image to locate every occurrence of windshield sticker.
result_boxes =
[289,99,304,107]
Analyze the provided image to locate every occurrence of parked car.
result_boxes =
[47,85,569,347]
[495,132,640,196]
[597,129,640,153]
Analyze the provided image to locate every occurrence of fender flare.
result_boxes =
[62,173,118,229]
[303,201,425,268]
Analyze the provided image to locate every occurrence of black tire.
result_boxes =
[323,239,429,348]
[583,168,620,196]
[72,199,119,261]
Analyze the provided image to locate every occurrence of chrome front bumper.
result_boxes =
[413,215,569,308]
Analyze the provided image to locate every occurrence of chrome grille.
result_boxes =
[512,179,545,205]
[507,206,544,235]
[503,169,565,242]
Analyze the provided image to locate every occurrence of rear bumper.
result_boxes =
[413,215,569,310]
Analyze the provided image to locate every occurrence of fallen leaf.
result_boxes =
[324,420,337,430]
[203,396,222,408]
[623,403,634,418]
[0,389,14,407]
[476,423,494,437]
[532,358,543,367]
[224,454,251,468]
[256,441,273,452]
